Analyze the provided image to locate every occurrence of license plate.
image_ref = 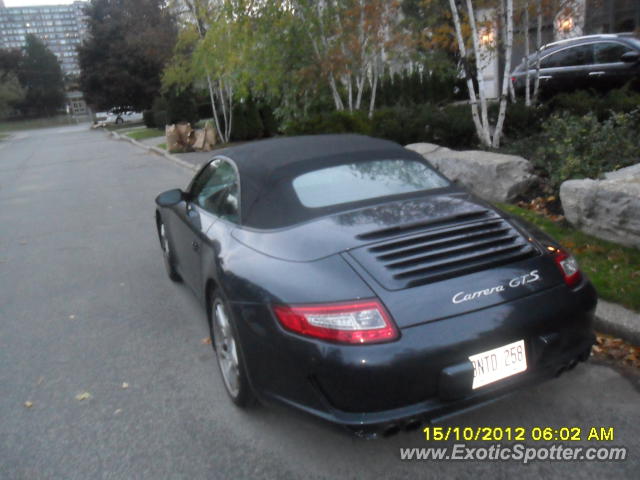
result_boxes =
[469,340,527,389]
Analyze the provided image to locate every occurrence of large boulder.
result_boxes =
[560,171,640,248]
[405,143,537,203]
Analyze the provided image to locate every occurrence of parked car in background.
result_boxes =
[105,109,143,125]
[512,34,640,97]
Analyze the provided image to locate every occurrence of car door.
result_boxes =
[170,161,227,292]
[175,159,241,293]
[591,41,639,92]
[538,44,594,95]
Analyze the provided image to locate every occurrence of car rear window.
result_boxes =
[292,159,449,208]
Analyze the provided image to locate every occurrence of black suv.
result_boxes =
[511,34,640,97]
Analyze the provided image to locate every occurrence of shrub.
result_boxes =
[151,96,169,128]
[545,87,640,121]
[258,103,279,137]
[285,110,371,136]
[503,101,549,139]
[284,104,478,149]
[425,104,477,148]
[231,101,264,141]
[534,110,640,193]
[142,109,155,128]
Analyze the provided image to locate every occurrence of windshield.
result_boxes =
[292,159,449,208]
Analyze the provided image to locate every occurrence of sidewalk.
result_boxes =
[104,128,640,346]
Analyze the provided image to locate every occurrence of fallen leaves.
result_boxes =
[75,392,91,401]
[201,337,212,345]
[121,382,129,389]
[593,333,640,369]
[517,197,565,222]
[24,401,33,408]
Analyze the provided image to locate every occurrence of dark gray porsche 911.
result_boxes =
[155,134,596,435]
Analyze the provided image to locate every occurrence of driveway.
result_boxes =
[0,126,638,479]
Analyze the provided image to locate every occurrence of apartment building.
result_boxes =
[0,1,88,76]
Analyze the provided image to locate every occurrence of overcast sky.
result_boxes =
[4,0,86,6]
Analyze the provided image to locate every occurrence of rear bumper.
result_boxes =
[231,279,597,431]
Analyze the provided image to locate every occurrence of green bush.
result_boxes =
[503,101,549,139]
[231,101,264,141]
[285,110,372,136]
[424,104,477,148]
[151,96,168,128]
[534,110,640,193]
[150,89,198,128]
[285,104,478,149]
[143,109,155,128]
[545,87,640,121]
[258,103,279,137]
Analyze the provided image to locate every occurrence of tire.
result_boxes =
[115,117,124,125]
[158,221,181,282]
[210,292,254,407]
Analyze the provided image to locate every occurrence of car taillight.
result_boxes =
[553,249,582,288]
[273,300,398,344]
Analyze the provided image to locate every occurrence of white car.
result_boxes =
[105,110,144,125]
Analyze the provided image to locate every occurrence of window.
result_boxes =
[594,42,632,64]
[292,159,449,208]
[189,159,240,222]
[541,44,594,68]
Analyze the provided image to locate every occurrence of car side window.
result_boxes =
[541,45,593,68]
[189,159,240,222]
[594,42,632,64]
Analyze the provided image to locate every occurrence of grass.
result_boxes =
[0,133,8,141]
[499,203,640,312]
[156,143,167,150]
[125,128,164,141]
[0,115,77,132]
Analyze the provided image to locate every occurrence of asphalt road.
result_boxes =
[0,126,638,479]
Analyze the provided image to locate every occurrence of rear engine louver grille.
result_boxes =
[349,213,538,290]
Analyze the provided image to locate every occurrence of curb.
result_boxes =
[595,300,640,346]
[108,130,199,172]
[106,129,640,346]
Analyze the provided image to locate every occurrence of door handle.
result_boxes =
[192,241,200,252]
[539,75,552,80]
[588,71,605,76]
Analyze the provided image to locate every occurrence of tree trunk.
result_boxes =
[448,0,487,145]
[524,0,531,106]
[368,57,378,118]
[206,74,224,144]
[328,73,345,110]
[464,0,492,146]
[533,0,543,101]
[225,82,233,143]
[492,0,514,148]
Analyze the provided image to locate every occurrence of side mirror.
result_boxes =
[155,188,187,207]
[621,51,640,63]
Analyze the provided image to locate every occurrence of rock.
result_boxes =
[604,163,640,182]
[405,143,537,203]
[560,175,640,248]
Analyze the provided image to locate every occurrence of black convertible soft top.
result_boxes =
[211,134,440,229]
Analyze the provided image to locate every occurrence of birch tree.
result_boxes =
[447,0,514,148]
[292,0,406,116]
[164,0,250,143]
